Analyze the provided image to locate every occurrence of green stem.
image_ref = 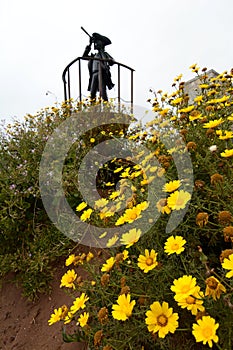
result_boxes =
[180,255,188,274]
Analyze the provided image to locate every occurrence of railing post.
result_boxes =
[118,64,121,106]
[78,59,82,102]
[131,70,134,113]
[68,69,71,100]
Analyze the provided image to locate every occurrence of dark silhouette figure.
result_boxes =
[83,32,114,101]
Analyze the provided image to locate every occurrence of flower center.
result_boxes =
[130,213,138,220]
[208,280,218,290]
[157,314,168,327]
[146,257,154,266]
[171,243,179,250]
[67,277,74,283]
[176,197,184,205]
[202,326,213,338]
[186,296,195,304]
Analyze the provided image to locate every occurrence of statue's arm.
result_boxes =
[83,44,91,57]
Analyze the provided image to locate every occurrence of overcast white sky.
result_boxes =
[1,0,233,123]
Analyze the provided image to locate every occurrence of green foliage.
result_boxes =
[49,68,233,350]
[0,102,77,298]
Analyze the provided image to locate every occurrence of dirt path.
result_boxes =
[0,263,87,350]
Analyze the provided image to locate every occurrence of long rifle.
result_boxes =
[81,26,92,39]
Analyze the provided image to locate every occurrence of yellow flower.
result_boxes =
[80,208,93,221]
[120,228,142,248]
[171,97,183,105]
[194,95,203,103]
[171,275,197,301]
[177,286,205,315]
[48,308,62,325]
[123,206,142,223]
[189,63,197,69]
[90,137,95,143]
[164,235,186,255]
[138,249,158,273]
[167,190,191,210]
[178,105,194,113]
[70,293,89,313]
[86,252,94,262]
[112,294,136,321]
[163,180,181,193]
[205,276,226,300]
[60,269,77,289]
[199,83,209,89]
[76,202,87,211]
[95,198,109,208]
[107,235,119,248]
[156,198,171,214]
[65,254,76,266]
[203,118,224,129]
[101,257,116,272]
[109,190,120,199]
[220,148,233,158]
[192,316,219,348]
[222,253,233,278]
[64,311,74,324]
[136,201,149,211]
[122,250,129,260]
[189,111,202,121]
[216,130,233,140]
[115,215,126,226]
[145,301,179,338]
[77,312,89,327]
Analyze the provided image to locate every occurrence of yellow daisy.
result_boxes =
[167,190,191,210]
[222,253,233,278]
[164,235,186,255]
[107,235,119,248]
[145,301,179,338]
[156,198,171,214]
[112,294,136,321]
[171,275,197,301]
[203,118,224,128]
[177,286,205,315]
[65,254,76,266]
[101,257,116,272]
[163,180,181,193]
[60,269,77,289]
[70,293,89,313]
[138,249,158,273]
[220,149,233,158]
[120,228,142,248]
[123,206,142,223]
[76,202,87,211]
[80,208,93,221]
[192,316,219,348]
[95,198,109,209]
[48,308,62,325]
[216,130,233,140]
[77,312,89,327]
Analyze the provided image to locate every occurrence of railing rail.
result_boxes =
[62,57,135,109]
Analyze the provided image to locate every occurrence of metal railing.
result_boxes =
[62,57,135,109]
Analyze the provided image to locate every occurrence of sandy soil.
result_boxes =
[0,260,88,350]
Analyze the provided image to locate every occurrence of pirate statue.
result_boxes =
[82,31,114,101]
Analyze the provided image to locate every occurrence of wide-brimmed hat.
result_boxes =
[92,32,111,46]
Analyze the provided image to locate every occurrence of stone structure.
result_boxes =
[184,69,219,103]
